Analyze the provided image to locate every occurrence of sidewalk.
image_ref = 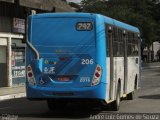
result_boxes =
[0,86,26,101]
[142,62,160,69]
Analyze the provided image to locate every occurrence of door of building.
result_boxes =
[0,38,7,87]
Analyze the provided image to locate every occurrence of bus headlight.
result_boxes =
[91,64,102,86]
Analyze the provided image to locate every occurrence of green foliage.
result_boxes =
[69,2,81,9]
[81,0,160,48]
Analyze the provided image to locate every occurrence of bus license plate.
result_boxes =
[57,77,70,82]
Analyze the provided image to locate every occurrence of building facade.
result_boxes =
[0,0,73,87]
[143,41,160,62]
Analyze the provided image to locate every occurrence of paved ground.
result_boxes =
[0,86,25,101]
[119,67,160,113]
[0,66,160,120]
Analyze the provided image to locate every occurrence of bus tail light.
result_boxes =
[91,64,102,86]
[27,65,36,85]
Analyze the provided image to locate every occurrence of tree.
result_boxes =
[68,2,82,12]
[82,0,158,45]
[152,2,160,42]
[81,0,159,62]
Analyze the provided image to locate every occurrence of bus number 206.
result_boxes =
[81,59,93,65]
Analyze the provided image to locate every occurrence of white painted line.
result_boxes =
[0,93,26,101]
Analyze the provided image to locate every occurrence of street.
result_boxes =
[0,67,160,120]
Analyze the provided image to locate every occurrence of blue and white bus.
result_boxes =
[26,13,141,111]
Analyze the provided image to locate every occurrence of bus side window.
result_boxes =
[105,24,110,57]
[113,27,118,57]
[127,32,139,56]
[119,28,124,57]
[133,33,139,56]
[127,32,132,56]
[131,33,135,56]
[113,27,124,57]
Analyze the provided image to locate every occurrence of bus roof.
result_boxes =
[31,12,140,33]
[103,16,140,33]
[30,12,95,18]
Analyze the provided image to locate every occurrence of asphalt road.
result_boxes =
[0,67,160,120]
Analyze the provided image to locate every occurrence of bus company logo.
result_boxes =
[44,60,56,65]
[44,60,49,64]
[49,61,57,65]
[44,67,55,74]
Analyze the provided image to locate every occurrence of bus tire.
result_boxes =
[134,75,138,90]
[127,92,134,100]
[111,84,121,111]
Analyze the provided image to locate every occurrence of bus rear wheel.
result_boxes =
[111,84,121,111]
[127,92,134,100]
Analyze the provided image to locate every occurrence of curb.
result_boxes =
[0,93,26,101]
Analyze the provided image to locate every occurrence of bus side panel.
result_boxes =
[106,57,110,101]
[113,57,124,97]
[95,15,107,100]
[127,57,139,93]
[108,57,124,100]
